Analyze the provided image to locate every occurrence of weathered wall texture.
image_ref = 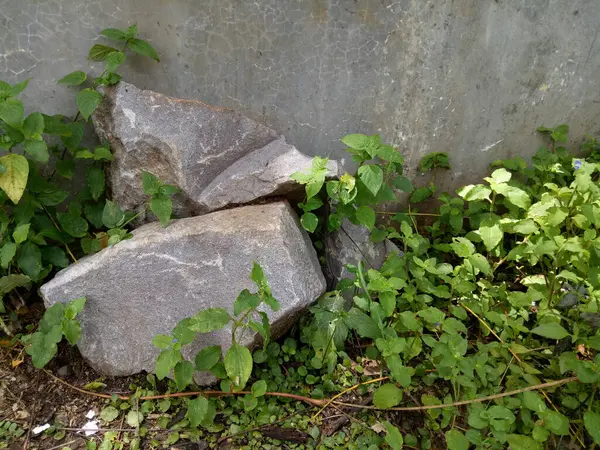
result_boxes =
[2,0,600,188]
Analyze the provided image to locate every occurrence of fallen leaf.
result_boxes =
[11,358,24,368]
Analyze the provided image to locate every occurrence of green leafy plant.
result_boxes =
[0,25,171,370]
[297,126,600,448]
[21,296,86,368]
[152,262,280,428]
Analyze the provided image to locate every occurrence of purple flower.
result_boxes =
[574,159,583,170]
[172,338,178,343]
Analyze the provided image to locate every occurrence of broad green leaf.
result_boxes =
[76,89,103,120]
[155,348,181,379]
[224,343,253,389]
[62,319,81,345]
[522,391,547,413]
[356,205,376,230]
[300,197,323,212]
[102,200,126,228]
[9,78,29,96]
[0,274,30,295]
[410,186,434,203]
[26,331,58,368]
[57,212,88,238]
[531,323,569,339]
[358,164,383,196]
[0,243,17,269]
[0,80,10,98]
[88,44,119,61]
[17,242,42,279]
[514,219,537,234]
[173,318,196,345]
[479,216,503,251]
[233,289,261,316]
[23,112,44,137]
[126,411,143,427]
[152,334,174,349]
[300,212,318,233]
[189,308,231,333]
[506,434,542,450]
[494,184,530,209]
[539,409,569,435]
[100,28,128,41]
[417,307,445,324]
[0,98,24,128]
[58,71,87,86]
[173,360,194,390]
[150,195,172,227]
[105,51,125,72]
[451,237,475,258]
[469,253,491,276]
[128,38,160,61]
[387,355,413,387]
[100,406,119,422]
[379,291,396,317]
[87,166,105,200]
[341,134,369,150]
[584,411,600,444]
[0,154,28,203]
[376,144,404,163]
[195,345,222,371]
[489,168,512,183]
[373,384,403,409]
[346,308,382,339]
[12,223,30,244]
[187,396,208,428]
[392,175,413,192]
[85,201,105,228]
[445,430,469,450]
[457,184,491,202]
[305,180,323,199]
[382,421,403,450]
[62,122,84,150]
[142,171,161,195]
[65,297,86,320]
[23,139,49,163]
[251,380,267,397]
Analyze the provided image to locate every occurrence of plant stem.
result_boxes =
[0,315,12,336]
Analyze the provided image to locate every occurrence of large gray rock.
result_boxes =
[197,137,342,212]
[93,82,343,219]
[40,201,326,384]
[325,219,401,292]
[93,82,280,216]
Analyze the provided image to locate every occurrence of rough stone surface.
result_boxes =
[2,1,600,190]
[93,82,280,216]
[39,202,326,384]
[197,137,342,213]
[325,219,401,290]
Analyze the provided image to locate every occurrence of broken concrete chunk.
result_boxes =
[40,201,326,384]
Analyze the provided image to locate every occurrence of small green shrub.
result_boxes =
[0,25,174,368]
[298,125,600,448]
[152,262,279,428]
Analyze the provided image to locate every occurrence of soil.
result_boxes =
[0,340,140,450]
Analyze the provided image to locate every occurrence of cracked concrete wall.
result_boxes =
[2,0,600,190]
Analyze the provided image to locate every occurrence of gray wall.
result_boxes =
[2,0,600,189]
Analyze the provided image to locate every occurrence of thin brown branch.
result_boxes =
[331,376,578,411]
[44,369,326,406]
